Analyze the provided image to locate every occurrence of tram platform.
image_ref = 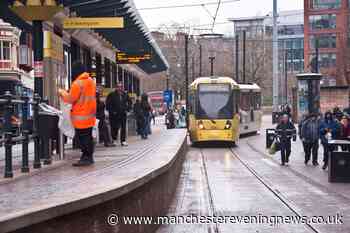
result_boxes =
[248,115,350,199]
[0,122,187,233]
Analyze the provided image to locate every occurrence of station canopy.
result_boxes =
[1,0,169,74]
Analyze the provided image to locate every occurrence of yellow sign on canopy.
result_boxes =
[63,17,124,29]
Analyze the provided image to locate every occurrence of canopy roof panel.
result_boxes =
[3,0,169,74]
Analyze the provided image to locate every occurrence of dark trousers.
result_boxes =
[304,141,319,163]
[75,127,94,162]
[280,140,291,164]
[322,143,334,165]
[98,119,112,145]
[136,116,143,135]
[110,115,127,143]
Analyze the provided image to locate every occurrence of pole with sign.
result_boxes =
[163,90,173,109]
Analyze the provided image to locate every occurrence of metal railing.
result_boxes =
[0,91,63,178]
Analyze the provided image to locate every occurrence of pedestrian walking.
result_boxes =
[301,113,320,166]
[151,109,156,125]
[133,97,143,135]
[140,94,151,139]
[333,106,343,122]
[320,111,339,170]
[340,115,350,151]
[96,92,115,147]
[59,61,96,166]
[276,114,296,166]
[299,114,308,155]
[106,83,132,146]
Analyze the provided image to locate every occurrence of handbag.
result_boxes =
[58,102,75,138]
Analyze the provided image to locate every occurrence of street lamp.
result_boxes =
[10,0,64,98]
[199,33,223,77]
[209,56,215,76]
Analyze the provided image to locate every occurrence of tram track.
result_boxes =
[229,147,321,233]
[199,148,220,233]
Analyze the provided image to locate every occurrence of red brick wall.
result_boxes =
[320,87,349,112]
[304,0,349,86]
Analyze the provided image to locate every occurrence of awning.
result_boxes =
[2,0,169,74]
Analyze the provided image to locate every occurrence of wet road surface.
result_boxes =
[157,145,316,233]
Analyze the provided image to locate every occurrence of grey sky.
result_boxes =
[134,0,303,34]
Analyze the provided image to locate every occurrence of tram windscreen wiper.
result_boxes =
[211,120,216,124]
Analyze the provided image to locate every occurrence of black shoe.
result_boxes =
[313,161,319,166]
[281,162,285,166]
[304,159,309,165]
[322,163,328,170]
[72,160,94,167]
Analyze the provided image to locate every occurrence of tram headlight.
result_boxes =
[225,120,232,129]
[198,121,204,130]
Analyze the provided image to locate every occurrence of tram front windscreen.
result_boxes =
[197,83,233,119]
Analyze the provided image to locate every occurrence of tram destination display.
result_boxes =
[199,83,230,92]
[116,52,151,64]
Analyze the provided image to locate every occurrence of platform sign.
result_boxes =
[116,52,151,64]
[163,90,173,106]
[63,17,124,29]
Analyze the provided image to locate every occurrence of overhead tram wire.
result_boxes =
[211,0,222,32]
[137,0,240,11]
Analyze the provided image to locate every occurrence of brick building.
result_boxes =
[304,0,349,85]
[304,0,350,109]
[229,10,304,105]
[147,31,236,100]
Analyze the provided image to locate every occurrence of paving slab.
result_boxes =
[247,115,350,201]
[0,120,187,233]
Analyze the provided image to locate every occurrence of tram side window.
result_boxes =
[189,91,196,113]
[240,93,250,111]
[233,90,239,113]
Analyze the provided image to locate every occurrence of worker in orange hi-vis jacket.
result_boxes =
[58,61,97,166]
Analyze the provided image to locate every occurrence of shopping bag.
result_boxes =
[268,138,280,155]
[58,102,75,138]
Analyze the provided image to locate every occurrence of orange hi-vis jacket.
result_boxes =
[61,72,96,129]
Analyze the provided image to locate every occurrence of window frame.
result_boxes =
[309,14,337,30]
[0,40,12,62]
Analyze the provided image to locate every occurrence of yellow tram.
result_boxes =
[188,77,262,144]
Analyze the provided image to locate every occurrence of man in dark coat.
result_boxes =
[301,113,320,166]
[133,97,143,135]
[106,83,132,146]
[96,92,115,147]
[276,114,296,166]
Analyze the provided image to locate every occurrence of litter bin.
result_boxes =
[38,103,60,164]
[266,129,276,148]
[328,140,350,183]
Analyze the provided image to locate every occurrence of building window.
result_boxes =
[278,38,304,73]
[311,0,341,9]
[0,41,11,61]
[311,53,337,68]
[278,25,304,36]
[310,34,337,49]
[309,14,336,30]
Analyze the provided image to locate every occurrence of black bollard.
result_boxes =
[21,94,30,173]
[3,91,13,178]
[41,98,52,165]
[33,94,41,169]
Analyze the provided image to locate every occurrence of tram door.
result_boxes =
[249,90,254,122]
